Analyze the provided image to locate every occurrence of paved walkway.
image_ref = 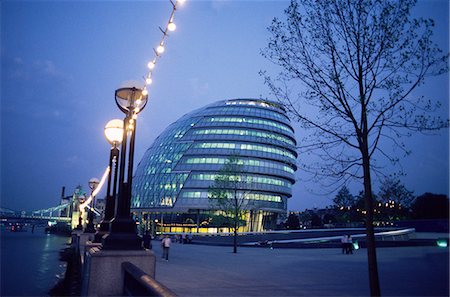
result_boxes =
[152,243,448,296]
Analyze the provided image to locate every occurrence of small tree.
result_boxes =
[310,213,322,227]
[286,212,301,229]
[333,186,356,209]
[208,156,249,253]
[411,193,449,219]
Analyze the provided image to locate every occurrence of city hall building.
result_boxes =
[131,98,297,233]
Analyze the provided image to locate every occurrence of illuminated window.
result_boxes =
[191,173,292,188]
[182,191,282,203]
[185,157,294,173]
[193,142,296,160]
[206,117,293,133]
[193,129,295,145]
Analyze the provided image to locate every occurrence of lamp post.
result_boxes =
[94,119,124,243]
[84,178,100,233]
[102,86,148,250]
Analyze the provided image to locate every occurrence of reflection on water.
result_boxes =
[1,226,70,296]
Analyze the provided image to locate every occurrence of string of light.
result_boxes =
[79,166,110,213]
[127,0,186,133]
[142,0,186,97]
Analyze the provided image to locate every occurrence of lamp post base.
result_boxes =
[101,232,142,250]
[93,221,110,243]
[84,223,96,233]
[101,217,142,250]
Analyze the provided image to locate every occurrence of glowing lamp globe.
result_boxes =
[115,87,148,114]
[168,22,176,32]
[156,45,165,54]
[104,119,124,145]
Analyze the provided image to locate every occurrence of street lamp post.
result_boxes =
[102,86,148,250]
[84,178,100,233]
[94,119,124,243]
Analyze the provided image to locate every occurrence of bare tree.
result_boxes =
[261,0,448,295]
[208,156,249,253]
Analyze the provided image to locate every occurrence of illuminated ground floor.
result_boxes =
[132,209,284,235]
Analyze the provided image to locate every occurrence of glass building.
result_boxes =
[132,98,297,233]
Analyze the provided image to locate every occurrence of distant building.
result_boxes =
[131,98,297,233]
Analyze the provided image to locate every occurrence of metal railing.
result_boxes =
[122,262,177,297]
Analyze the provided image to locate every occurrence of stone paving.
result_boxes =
[151,242,449,297]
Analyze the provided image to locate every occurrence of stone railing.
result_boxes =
[122,262,177,297]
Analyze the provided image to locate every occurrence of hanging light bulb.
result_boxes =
[147,61,156,69]
[142,89,148,96]
[177,0,186,6]
[156,45,165,54]
[145,77,153,85]
[168,22,176,32]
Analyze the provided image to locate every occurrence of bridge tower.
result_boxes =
[70,185,88,229]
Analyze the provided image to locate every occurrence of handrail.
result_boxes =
[122,262,177,297]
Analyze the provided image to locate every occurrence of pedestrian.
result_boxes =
[161,235,171,261]
[187,232,193,244]
[142,230,152,249]
[347,235,353,254]
[341,234,348,254]
[182,232,187,244]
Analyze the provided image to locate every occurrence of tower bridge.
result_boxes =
[1,185,105,228]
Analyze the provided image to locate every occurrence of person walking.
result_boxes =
[341,235,348,254]
[161,235,172,261]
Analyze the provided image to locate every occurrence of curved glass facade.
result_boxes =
[132,98,297,232]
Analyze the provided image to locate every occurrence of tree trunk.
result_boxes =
[362,136,381,296]
[233,222,237,253]
[358,51,381,295]
[233,192,238,253]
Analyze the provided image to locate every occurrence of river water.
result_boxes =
[1,226,70,296]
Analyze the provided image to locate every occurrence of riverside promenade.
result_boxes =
[152,242,449,296]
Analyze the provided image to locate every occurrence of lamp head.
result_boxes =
[104,119,124,145]
[115,87,148,114]
[88,178,100,190]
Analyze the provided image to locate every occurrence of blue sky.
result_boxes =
[1,0,448,212]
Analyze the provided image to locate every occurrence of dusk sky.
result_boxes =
[1,0,448,212]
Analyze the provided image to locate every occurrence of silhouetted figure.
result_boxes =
[143,231,152,249]
[341,235,348,254]
[346,235,353,254]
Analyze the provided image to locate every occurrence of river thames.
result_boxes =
[1,226,70,296]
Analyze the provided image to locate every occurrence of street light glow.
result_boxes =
[147,61,156,69]
[104,119,124,145]
[79,166,110,211]
[156,45,165,54]
[168,22,176,31]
